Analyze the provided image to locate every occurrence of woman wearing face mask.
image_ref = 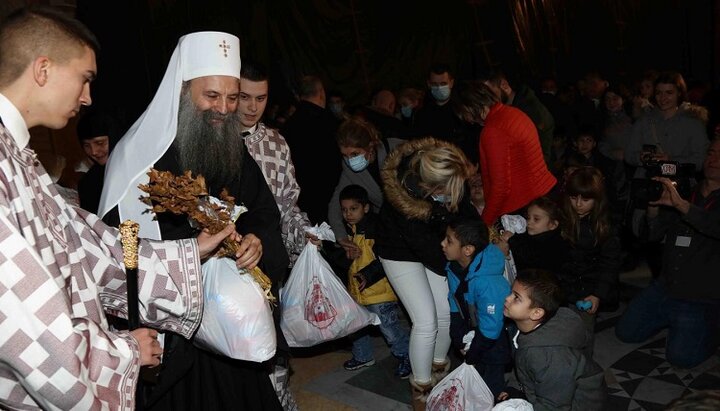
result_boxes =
[374,137,477,408]
[328,117,403,257]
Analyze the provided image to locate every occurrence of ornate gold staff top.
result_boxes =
[120,220,140,330]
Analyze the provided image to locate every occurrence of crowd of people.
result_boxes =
[1,5,719,411]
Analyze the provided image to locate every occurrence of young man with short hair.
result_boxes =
[0,8,233,409]
[239,61,313,265]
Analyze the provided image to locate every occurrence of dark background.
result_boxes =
[72,0,718,134]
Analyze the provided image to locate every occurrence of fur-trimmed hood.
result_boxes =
[382,137,463,221]
[679,102,709,124]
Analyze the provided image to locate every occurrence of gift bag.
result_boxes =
[426,362,495,411]
[492,399,534,411]
[280,223,380,347]
[501,214,526,286]
[194,257,276,362]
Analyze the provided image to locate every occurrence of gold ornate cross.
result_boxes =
[219,39,231,57]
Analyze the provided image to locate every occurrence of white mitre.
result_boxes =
[98,31,241,239]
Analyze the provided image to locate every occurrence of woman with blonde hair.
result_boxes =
[375,137,477,408]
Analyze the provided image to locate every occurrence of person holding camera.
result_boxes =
[624,71,708,175]
[615,139,720,368]
[624,72,709,276]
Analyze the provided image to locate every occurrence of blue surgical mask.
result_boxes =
[400,105,413,118]
[431,85,451,101]
[346,154,369,172]
[329,103,343,115]
[431,194,448,203]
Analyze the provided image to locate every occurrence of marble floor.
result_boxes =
[286,261,720,410]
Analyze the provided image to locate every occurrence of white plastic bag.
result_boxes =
[500,214,525,286]
[492,399,534,411]
[194,257,276,362]
[280,223,380,347]
[426,362,495,411]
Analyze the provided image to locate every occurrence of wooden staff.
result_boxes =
[120,220,140,330]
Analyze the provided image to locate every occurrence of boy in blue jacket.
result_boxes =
[442,218,511,398]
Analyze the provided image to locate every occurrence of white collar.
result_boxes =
[244,124,258,135]
[0,92,31,149]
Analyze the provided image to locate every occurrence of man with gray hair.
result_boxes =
[100,31,286,410]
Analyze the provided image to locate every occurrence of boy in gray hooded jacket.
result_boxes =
[502,269,606,410]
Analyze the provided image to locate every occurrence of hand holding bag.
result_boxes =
[280,223,380,347]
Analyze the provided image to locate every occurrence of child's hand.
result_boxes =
[500,230,514,241]
[305,232,322,247]
[497,392,509,401]
[494,237,510,256]
[338,237,361,260]
[354,273,367,291]
[584,295,600,314]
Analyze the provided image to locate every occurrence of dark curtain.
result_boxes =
[76,0,715,119]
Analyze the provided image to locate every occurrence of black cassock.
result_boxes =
[109,145,289,410]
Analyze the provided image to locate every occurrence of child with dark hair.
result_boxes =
[548,151,589,204]
[559,167,621,356]
[499,196,570,274]
[572,126,627,220]
[502,269,606,410]
[338,184,411,378]
[441,218,510,398]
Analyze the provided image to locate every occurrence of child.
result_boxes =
[339,185,411,378]
[502,197,570,273]
[559,167,621,356]
[503,269,606,410]
[442,218,511,398]
[572,127,626,221]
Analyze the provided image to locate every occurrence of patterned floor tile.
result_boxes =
[606,335,720,410]
[631,377,687,404]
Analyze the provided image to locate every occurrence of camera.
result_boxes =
[630,159,695,208]
[640,144,657,163]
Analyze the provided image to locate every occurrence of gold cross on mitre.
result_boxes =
[219,39,231,57]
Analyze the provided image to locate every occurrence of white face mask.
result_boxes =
[345,154,369,172]
[330,103,343,115]
[400,105,413,118]
[431,193,448,203]
[431,85,451,101]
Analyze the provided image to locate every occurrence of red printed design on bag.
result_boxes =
[427,379,465,411]
[304,276,337,329]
